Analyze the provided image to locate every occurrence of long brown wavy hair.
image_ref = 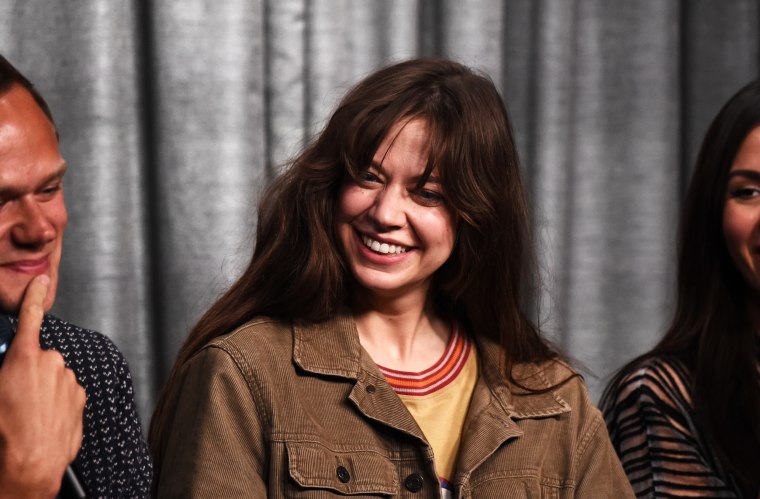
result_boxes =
[602,80,760,496]
[150,58,561,470]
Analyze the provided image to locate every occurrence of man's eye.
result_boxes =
[39,184,62,198]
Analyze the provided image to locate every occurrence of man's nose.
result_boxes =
[368,186,406,230]
[10,198,56,247]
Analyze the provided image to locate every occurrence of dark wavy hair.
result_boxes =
[150,57,564,473]
[602,80,760,495]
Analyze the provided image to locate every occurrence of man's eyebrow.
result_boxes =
[0,162,68,199]
[728,169,760,181]
[42,162,68,184]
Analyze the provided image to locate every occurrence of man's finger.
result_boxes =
[11,275,50,351]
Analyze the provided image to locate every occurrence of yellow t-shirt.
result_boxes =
[377,325,478,495]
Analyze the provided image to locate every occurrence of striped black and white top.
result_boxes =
[602,356,743,498]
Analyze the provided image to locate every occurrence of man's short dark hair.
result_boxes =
[0,54,56,126]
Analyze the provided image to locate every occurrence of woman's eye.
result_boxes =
[729,187,760,200]
[414,189,444,206]
[358,171,380,183]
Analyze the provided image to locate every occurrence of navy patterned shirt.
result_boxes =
[10,314,152,498]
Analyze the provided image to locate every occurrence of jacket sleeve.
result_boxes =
[603,359,738,497]
[155,345,268,498]
[573,410,636,498]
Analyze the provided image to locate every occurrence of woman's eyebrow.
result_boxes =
[369,161,440,183]
[728,169,760,180]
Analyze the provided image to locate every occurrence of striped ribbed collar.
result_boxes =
[376,322,471,396]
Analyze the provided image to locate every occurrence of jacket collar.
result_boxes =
[292,311,571,420]
[292,311,365,379]
[475,334,572,419]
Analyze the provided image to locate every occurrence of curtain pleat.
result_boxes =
[2,0,758,422]
[533,1,683,393]
[682,0,759,173]
[147,0,268,383]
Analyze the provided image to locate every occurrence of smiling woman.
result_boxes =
[602,81,760,498]
[336,119,456,311]
[724,127,760,296]
[150,58,634,498]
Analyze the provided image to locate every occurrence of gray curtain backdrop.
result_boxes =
[2,0,758,424]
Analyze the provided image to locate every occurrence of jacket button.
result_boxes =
[336,465,350,483]
[404,473,423,492]
[366,384,376,393]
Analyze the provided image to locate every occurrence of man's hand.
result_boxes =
[0,275,86,498]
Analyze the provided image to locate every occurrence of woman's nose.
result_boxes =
[368,186,406,230]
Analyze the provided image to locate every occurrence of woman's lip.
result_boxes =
[353,230,413,261]
[353,228,412,248]
[1,258,50,274]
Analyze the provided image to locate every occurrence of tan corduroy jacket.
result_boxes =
[155,313,634,498]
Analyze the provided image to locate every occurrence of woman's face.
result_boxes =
[335,118,456,302]
[724,126,760,294]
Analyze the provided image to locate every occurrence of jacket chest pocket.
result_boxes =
[286,441,398,497]
[465,476,560,499]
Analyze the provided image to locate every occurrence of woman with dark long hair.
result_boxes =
[602,81,760,498]
[150,58,633,497]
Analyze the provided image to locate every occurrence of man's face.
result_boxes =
[0,84,67,313]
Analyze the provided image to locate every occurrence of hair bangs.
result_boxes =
[338,92,433,183]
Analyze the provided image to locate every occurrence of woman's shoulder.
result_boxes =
[540,357,580,383]
[175,317,297,397]
[613,355,692,403]
[603,354,695,427]
[510,358,592,414]
[512,358,582,391]
[198,316,294,364]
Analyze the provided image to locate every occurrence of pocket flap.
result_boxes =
[287,441,398,495]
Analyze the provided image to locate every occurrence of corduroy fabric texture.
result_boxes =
[154,313,634,498]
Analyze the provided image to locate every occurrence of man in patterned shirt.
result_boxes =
[0,54,152,497]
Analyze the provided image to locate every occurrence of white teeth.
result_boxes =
[361,235,408,254]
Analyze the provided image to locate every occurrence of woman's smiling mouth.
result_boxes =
[360,233,410,255]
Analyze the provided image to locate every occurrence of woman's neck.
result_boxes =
[351,288,450,372]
